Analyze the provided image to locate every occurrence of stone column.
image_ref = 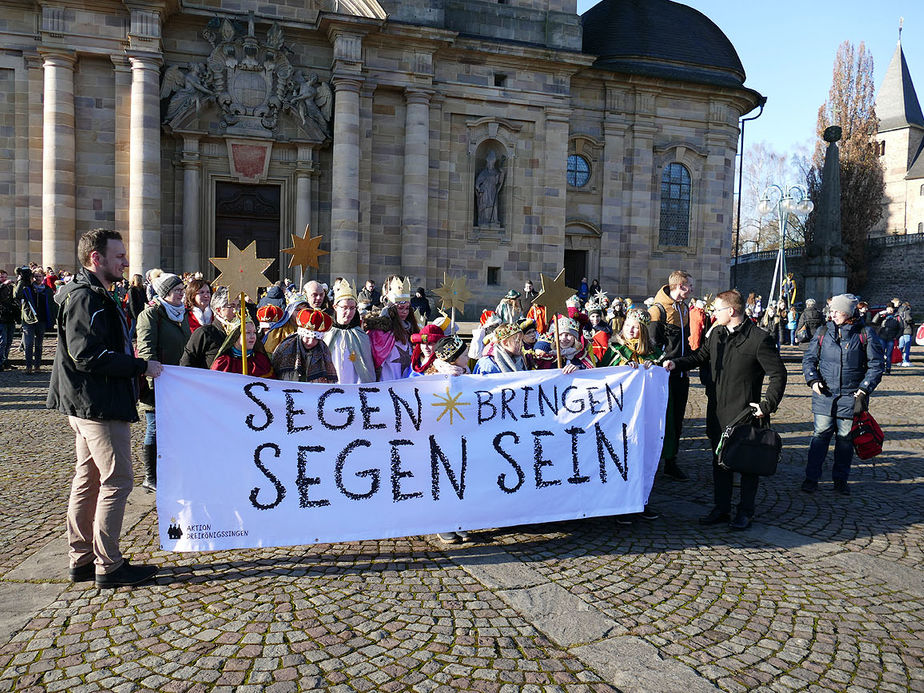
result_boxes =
[41,50,77,270]
[295,145,314,285]
[128,54,162,277]
[401,88,432,284]
[329,77,362,281]
[111,56,132,244]
[181,136,200,274]
[543,107,571,272]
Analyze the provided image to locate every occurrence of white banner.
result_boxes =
[156,365,668,551]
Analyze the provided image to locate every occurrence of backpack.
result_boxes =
[877,314,901,340]
[851,411,883,460]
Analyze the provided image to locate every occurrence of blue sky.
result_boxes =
[574,0,924,160]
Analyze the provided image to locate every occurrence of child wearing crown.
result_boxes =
[271,309,338,383]
[597,308,663,369]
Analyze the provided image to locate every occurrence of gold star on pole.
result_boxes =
[433,273,473,313]
[210,240,275,300]
[281,225,329,271]
[431,386,471,425]
[533,269,576,316]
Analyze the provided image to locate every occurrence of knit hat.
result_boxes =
[150,269,183,299]
[829,294,859,316]
[333,278,357,305]
[256,304,284,330]
[533,339,553,354]
[434,335,466,363]
[296,309,333,339]
[518,318,537,334]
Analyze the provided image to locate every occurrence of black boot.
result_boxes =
[142,444,157,492]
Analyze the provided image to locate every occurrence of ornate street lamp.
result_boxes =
[757,184,813,306]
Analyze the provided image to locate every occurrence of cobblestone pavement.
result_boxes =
[0,341,922,692]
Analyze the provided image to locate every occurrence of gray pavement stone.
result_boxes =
[2,349,924,691]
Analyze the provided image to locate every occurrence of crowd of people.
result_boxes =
[0,227,915,587]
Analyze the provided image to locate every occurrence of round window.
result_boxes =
[567,154,590,188]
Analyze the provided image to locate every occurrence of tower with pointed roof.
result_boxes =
[874,30,924,235]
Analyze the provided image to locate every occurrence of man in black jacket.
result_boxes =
[47,228,163,588]
[664,289,787,530]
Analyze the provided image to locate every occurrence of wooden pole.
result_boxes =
[450,307,456,334]
[240,291,248,376]
[554,315,562,369]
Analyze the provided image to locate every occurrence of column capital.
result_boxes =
[110,55,132,72]
[332,76,364,94]
[404,88,434,105]
[38,49,77,69]
[127,52,163,72]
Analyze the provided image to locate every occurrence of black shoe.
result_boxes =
[833,479,850,496]
[801,479,818,494]
[69,562,95,583]
[662,460,688,481]
[95,560,158,588]
[698,508,730,525]
[638,506,660,520]
[729,513,752,530]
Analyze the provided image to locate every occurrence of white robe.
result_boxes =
[323,327,376,384]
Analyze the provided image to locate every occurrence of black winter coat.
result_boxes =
[802,320,883,418]
[47,269,148,422]
[179,322,226,369]
[671,319,787,441]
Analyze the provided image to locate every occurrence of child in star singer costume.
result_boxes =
[210,317,274,377]
[597,308,663,369]
[433,333,472,545]
[365,276,420,381]
[322,278,376,384]
[271,309,338,384]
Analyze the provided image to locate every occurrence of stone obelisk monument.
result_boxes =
[803,126,848,302]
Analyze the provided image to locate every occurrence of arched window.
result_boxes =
[659,163,691,246]
[567,154,591,187]
[918,222,923,234]
[920,184,924,196]
[879,141,886,156]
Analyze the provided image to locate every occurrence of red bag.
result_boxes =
[851,411,883,460]
[916,323,924,346]
[891,344,902,364]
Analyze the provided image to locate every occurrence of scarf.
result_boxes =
[230,346,255,358]
[492,344,524,373]
[622,337,643,364]
[192,305,213,326]
[157,297,186,323]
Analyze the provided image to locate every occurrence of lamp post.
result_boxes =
[757,184,813,307]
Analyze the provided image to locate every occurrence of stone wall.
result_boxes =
[731,236,924,315]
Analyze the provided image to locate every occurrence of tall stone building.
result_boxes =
[874,36,924,237]
[0,0,761,310]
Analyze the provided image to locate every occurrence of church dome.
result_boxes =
[581,0,746,88]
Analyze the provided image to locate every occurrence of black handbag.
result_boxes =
[716,408,782,476]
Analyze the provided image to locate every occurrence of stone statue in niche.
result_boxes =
[475,150,506,227]
[159,13,332,140]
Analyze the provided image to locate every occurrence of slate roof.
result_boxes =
[581,0,746,88]
[906,137,924,180]
[877,41,924,133]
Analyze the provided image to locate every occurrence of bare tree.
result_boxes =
[805,41,884,291]
[734,141,809,254]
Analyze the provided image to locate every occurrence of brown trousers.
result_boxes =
[66,417,133,574]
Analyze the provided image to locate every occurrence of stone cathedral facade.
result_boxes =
[0,0,761,311]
